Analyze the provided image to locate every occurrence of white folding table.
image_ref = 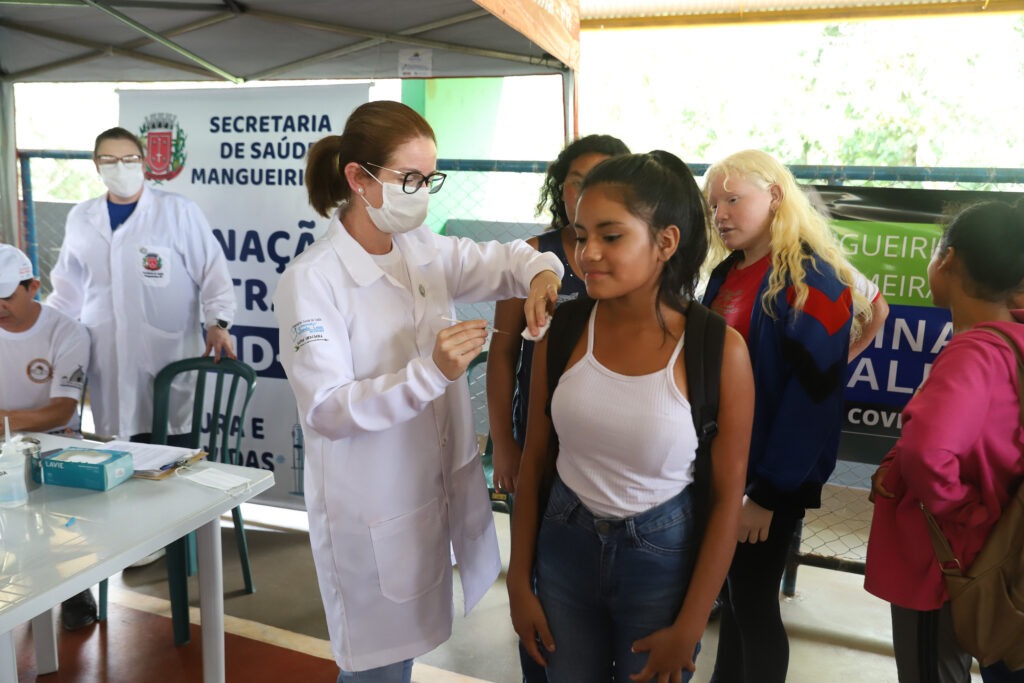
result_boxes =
[0,433,274,683]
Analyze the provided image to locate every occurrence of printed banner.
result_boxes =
[120,85,369,508]
[821,186,1024,464]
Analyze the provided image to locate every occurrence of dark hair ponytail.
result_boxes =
[581,151,710,314]
[941,200,1024,301]
[305,101,436,218]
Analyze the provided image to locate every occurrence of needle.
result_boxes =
[440,316,509,335]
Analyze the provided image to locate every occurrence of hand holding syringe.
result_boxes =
[440,316,510,335]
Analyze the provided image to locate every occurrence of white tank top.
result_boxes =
[551,302,698,518]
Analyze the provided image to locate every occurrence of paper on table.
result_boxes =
[179,467,251,494]
[104,440,202,473]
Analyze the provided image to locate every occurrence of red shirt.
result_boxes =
[709,253,771,342]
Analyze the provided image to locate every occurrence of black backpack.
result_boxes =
[540,297,726,532]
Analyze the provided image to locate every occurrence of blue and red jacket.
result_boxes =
[703,250,853,512]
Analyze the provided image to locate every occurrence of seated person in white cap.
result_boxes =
[0,243,97,630]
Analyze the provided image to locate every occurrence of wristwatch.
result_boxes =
[215,319,231,330]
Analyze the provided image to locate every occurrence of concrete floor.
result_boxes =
[232,503,983,683]
[77,395,973,682]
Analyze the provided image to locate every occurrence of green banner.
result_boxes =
[833,220,942,308]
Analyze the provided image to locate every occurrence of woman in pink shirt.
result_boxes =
[866,200,1024,683]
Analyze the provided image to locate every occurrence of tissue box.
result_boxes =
[39,447,134,491]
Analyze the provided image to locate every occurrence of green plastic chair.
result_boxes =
[466,351,513,515]
[97,357,258,646]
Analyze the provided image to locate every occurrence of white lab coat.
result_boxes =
[48,186,236,438]
[273,213,562,671]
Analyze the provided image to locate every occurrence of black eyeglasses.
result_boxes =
[363,162,446,195]
[95,154,143,166]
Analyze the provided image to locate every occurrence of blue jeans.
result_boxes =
[337,659,412,683]
[536,476,699,683]
[982,661,1024,683]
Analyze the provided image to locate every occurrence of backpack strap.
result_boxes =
[534,297,594,522]
[545,297,596,417]
[979,326,1024,427]
[684,300,727,531]
[923,324,1024,577]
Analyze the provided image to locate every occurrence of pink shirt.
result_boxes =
[864,313,1024,610]
[864,313,1024,611]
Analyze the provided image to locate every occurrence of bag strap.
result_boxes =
[532,297,596,528]
[685,301,725,449]
[684,301,726,533]
[545,297,596,417]
[923,324,1024,577]
[978,326,1024,427]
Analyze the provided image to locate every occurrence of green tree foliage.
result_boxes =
[580,14,1024,176]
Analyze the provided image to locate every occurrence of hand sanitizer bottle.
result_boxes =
[0,439,29,508]
[0,417,28,508]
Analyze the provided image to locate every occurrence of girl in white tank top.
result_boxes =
[552,301,698,518]
[508,151,755,683]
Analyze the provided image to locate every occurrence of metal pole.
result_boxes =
[561,69,576,144]
[18,155,38,277]
[0,82,18,247]
[78,0,243,83]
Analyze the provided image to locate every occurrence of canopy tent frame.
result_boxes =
[0,0,581,246]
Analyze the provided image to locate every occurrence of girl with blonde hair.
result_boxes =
[701,149,869,683]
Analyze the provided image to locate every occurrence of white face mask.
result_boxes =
[359,170,429,234]
[99,162,145,199]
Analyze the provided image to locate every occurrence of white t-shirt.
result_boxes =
[851,267,880,302]
[0,305,90,433]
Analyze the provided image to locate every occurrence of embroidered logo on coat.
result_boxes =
[143,253,163,271]
[291,319,327,352]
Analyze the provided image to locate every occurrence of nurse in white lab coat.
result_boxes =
[273,101,563,681]
[48,127,236,440]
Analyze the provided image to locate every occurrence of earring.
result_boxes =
[357,188,364,194]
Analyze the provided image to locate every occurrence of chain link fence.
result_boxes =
[19,151,1024,587]
[18,154,100,298]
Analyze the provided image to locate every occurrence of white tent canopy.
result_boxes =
[0,0,580,243]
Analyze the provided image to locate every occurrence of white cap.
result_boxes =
[0,244,35,298]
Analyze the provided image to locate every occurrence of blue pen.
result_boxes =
[160,457,188,472]
[65,517,76,527]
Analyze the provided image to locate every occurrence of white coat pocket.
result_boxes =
[369,497,447,604]
[140,323,185,374]
[450,459,493,541]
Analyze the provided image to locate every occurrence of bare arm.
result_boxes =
[486,296,529,493]
[849,293,889,361]
[507,332,557,667]
[630,327,754,681]
[1,397,79,434]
